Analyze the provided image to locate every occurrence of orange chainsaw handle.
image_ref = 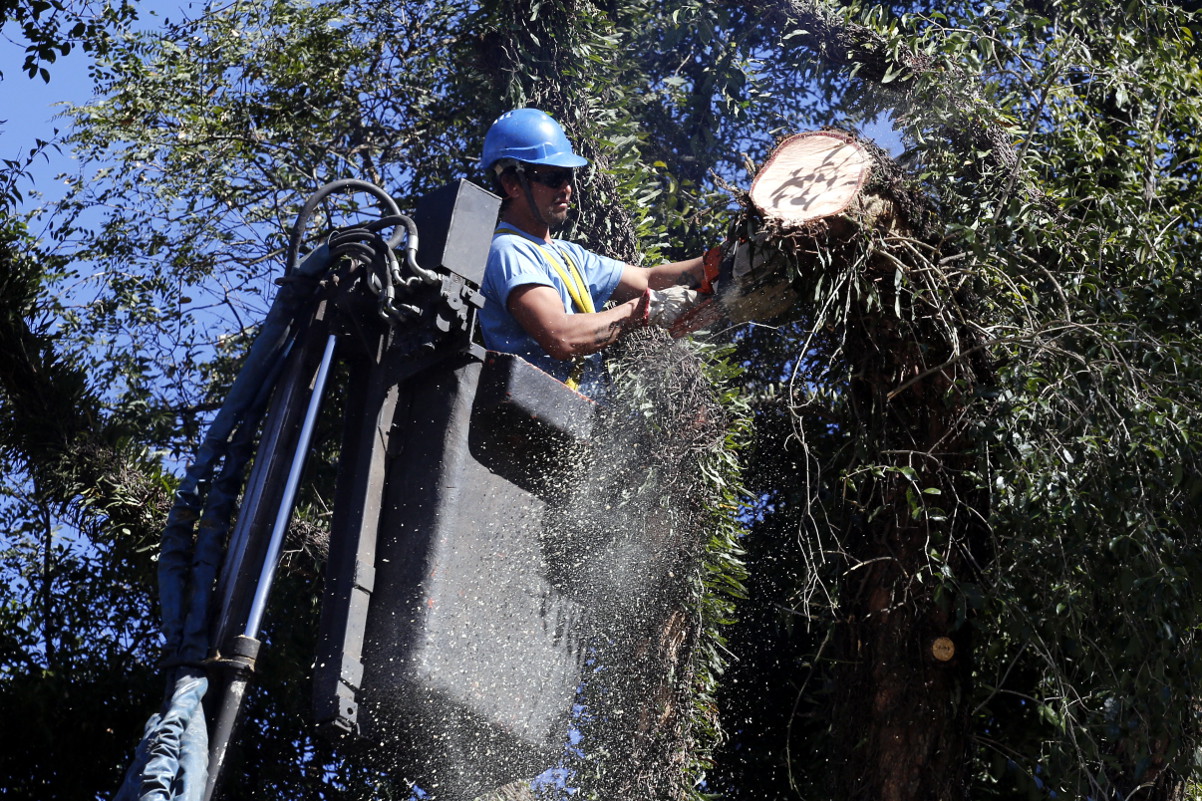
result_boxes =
[699,245,723,295]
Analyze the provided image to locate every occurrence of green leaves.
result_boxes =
[2,0,1200,798]
[2,0,138,81]
[710,1,1202,799]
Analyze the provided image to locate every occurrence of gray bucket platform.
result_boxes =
[316,349,597,799]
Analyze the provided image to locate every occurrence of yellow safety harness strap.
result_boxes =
[535,243,595,314]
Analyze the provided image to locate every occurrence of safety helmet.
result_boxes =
[480,108,589,173]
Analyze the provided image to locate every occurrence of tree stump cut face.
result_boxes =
[750,132,873,226]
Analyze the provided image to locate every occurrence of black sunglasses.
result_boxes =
[523,167,575,189]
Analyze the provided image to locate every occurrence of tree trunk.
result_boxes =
[735,132,988,801]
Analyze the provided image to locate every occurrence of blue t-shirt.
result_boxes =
[479,223,625,385]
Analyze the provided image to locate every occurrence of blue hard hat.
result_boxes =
[480,108,589,172]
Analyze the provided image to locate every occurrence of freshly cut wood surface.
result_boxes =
[680,130,898,329]
[749,132,872,225]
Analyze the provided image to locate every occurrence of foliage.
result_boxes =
[44,0,809,448]
[685,344,754,799]
[951,5,1202,796]
[715,1,1202,799]
[0,483,162,799]
[0,214,170,799]
[0,0,135,81]
[1,0,1199,799]
[542,331,750,801]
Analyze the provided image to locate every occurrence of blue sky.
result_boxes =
[1,27,94,205]
[1,3,193,207]
[0,45,90,142]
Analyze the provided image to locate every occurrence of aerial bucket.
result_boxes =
[312,182,598,798]
[123,175,723,801]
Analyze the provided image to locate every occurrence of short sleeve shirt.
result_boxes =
[479,222,625,384]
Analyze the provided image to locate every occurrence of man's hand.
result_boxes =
[645,286,703,327]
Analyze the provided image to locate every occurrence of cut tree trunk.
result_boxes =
[733,131,985,801]
[716,131,905,326]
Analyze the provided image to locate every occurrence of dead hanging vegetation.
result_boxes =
[718,3,1202,796]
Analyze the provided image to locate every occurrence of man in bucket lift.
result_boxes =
[478,108,720,394]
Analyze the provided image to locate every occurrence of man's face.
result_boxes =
[518,166,576,229]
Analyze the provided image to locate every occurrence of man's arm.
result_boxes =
[611,257,705,302]
[506,255,707,362]
[508,284,647,361]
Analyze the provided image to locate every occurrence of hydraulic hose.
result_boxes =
[121,178,425,801]
[285,179,402,275]
[284,180,437,286]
